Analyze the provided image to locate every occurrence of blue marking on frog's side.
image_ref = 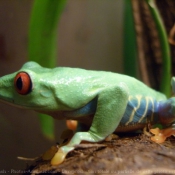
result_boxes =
[64,95,175,127]
[64,97,97,118]
[120,96,158,125]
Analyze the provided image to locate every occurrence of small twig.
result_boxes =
[17,156,39,161]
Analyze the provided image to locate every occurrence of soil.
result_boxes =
[20,133,175,175]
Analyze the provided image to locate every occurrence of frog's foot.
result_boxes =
[150,127,175,144]
[51,147,69,165]
[150,128,166,143]
[51,143,75,165]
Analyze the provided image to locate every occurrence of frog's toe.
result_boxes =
[150,127,160,135]
[51,148,67,165]
[150,127,171,143]
[151,134,166,143]
[150,128,165,143]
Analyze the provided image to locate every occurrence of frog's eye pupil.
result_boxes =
[16,77,22,90]
[14,72,32,95]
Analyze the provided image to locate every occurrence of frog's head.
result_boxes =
[0,61,62,111]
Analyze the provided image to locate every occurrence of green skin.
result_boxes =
[0,62,168,165]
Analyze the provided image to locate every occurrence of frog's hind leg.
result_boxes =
[157,97,175,124]
[150,97,175,143]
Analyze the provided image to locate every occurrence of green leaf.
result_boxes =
[145,0,171,97]
[123,0,138,78]
[28,0,67,139]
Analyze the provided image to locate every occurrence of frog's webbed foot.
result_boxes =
[150,126,175,143]
[150,128,166,143]
[51,147,69,165]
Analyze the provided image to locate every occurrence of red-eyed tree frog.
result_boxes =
[0,61,175,165]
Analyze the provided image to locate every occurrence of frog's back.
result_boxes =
[53,67,166,101]
[84,70,166,101]
[114,74,166,101]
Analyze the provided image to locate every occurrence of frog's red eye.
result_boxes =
[14,72,32,95]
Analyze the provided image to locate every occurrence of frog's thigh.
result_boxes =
[89,85,129,138]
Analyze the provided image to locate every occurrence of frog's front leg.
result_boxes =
[51,84,129,165]
[51,132,103,165]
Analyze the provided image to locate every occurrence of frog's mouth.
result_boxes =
[0,96,42,110]
[0,96,14,104]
